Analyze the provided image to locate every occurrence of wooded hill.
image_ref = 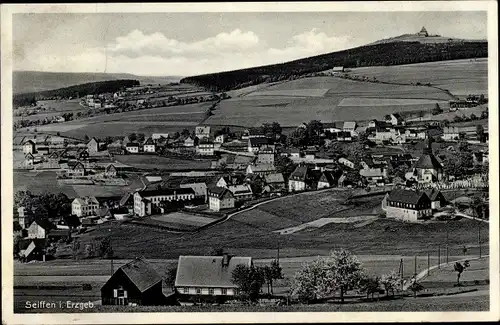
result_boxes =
[180,41,487,92]
[13,79,140,108]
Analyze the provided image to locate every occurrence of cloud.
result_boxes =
[17,28,357,76]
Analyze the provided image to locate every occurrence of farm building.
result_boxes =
[317,171,337,189]
[133,188,196,217]
[216,174,246,188]
[87,137,100,154]
[242,128,266,140]
[263,173,286,193]
[152,133,169,141]
[227,184,253,202]
[66,161,86,177]
[22,140,36,154]
[18,239,46,262]
[101,258,166,306]
[195,126,211,140]
[175,255,252,302]
[126,143,140,154]
[72,196,99,217]
[105,164,118,177]
[248,138,270,153]
[382,189,432,222]
[214,134,228,144]
[143,138,156,153]
[27,219,55,239]
[245,164,277,176]
[332,66,344,73]
[386,113,405,126]
[183,137,195,147]
[424,188,447,210]
[208,187,235,212]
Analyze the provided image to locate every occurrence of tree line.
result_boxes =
[180,41,488,91]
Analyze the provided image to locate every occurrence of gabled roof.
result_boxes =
[73,196,99,206]
[424,188,444,201]
[105,164,117,172]
[387,189,430,205]
[118,258,162,292]
[318,171,336,185]
[227,184,253,196]
[208,187,234,199]
[343,121,356,130]
[23,140,35,146]
[143,138,155,145]
[30,219,55,231]
[126,142,140,147]
[175,255,252,288]
[290,165,309,181]
[249,138,269,147]
[119,192,133,206]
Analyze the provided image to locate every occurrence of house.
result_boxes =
[342,121,357,136]
[256,149,275,164]
[87,137,99,154]
[383,189,432,222]
[133,188,196,217]
[387,113,404,126]
[143,138,156,153]
[214,134,228,144]
[17,207,34,229]
[338,157,355,169]
[263,173,286,193]
[317,171,337,189]
[208,187,235,212]
[360,168,387,185]
[22,140,36,154]
[242,128,266,140]
[66,161,86,177]
[152,133,169,141]
[227,184,253,202]
[119,192,134,211]
[175,255,252,301]
[180,182,208,202]
[72,196,99,217]
[196,140,215,156]
[27,219,55,239]
[417,26,429,37]
[332,66,344,73]
[101,258,165,306]
[405,128,427,140]
[245,164,277,176]
[184,137,195,147]
[126,143,140,154]
[105,164,118,177]
[424,189,447,210]
[288,165,309,192]
[195,126,211,140]
[248,138,269,153]
[216,174,246,188]
[24,152,35,168]
[18,238,46,261]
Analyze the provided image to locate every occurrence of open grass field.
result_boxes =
[114,155,212,170]
[350,58,488,97]
[151,212,217,227]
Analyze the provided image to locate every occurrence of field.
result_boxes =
[114,155,212,170]
[350,58,488,96]
[13,171,145,199]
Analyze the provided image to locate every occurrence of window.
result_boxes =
[221,288,227,295]
[196,288,201,294]
[183,288,189,294]
[209,288,214,295]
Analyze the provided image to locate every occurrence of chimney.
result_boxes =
[222,253,231,267]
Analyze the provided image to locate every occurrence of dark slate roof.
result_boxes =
[414,152,443,170]
[208,187,234,199]
[138,188,195,197]
[424,188,444,201]
[119,258,162,292]
[290,165,309,181]
[387,189,430,205]
[119,192,132,206]
[175,255,252,288]
[31,219,55,231]
[319,171,336,185]
[19,238,46,250]
[249,138,269,147]
[126,143,140,147]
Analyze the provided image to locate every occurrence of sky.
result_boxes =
[13,11,487,77]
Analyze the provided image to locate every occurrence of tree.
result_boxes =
[98,237,113,259]
[84,243,95,259]
[480,111,488,119]
[408,281,424,298]
[306,120,324,145]
[128,133,137,142]
[13,234,22,257]
[470,113,477,120]
[380,270,401,297]
[476,125,485,142]
[432,103,443,115]
[231,264,265,302]
[291,258,328,303]
[208,247,225,256]
[181,129,191,137]
[84,134,89,142]
[359,275,380,300]
[266,259,284,295]
[13,221,22,232]
[137,133,146,143]
[166,267,177,290]
[64,214,81,230]
[288,128,307,147]
[454,260,470,286]
[72,239,81,260]
[321,249,365,303]
[274,155,296,176]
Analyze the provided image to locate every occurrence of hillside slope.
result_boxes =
[14,71,181,94]
[180,41,487,92]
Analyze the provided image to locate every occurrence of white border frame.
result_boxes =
[1,2,499,324]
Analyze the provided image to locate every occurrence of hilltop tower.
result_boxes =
[418,27,429,37]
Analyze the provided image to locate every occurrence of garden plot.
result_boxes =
[151,212,218,227]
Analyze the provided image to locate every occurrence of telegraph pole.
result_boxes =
[438,246,441,269]
[478,221,482,258]
[427,252,430,276]
[414,255,417,280]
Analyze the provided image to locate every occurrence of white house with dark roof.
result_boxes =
[382,189,432,222]
[227,184,253,202]
[175,255,252,299]
[143,138,156,153]
[195,126,211,140]
[72,196,99,217]
[245,163,276,176]
[263,173,286,193]
[288,165,310,192]
[133,188,196,217]
[248,137,270,153]
[208,187,235,212]
[22,140,36,154]
[126,143,140,153]
[87,137,100,154]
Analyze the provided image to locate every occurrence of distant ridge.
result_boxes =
[13,71,183,94]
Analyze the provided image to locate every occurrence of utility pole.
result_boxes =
[277,240,280,264]
[399,258,404,291]
[414,255,417,280]
[427,252,430,276]
[478,221,482,258]
[446,220,449,264]
[438,246,441,269]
